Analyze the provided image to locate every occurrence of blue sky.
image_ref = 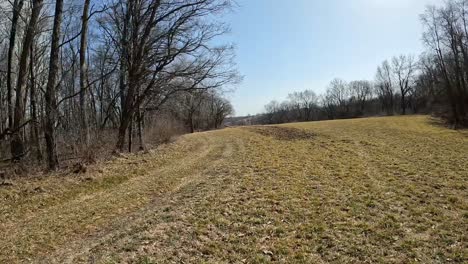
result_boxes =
[224,0,442,116]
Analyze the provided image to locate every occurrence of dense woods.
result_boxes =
[0,0,238,170]
[259,0,468,127]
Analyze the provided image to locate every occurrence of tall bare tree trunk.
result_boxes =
[79,0,91,148]
[11,0,43,160]
[438,56,459,125]
[116,2,130,151]
[116,74,136,151]
[0,75,4,132]
[189,112,195,133]
[7,0,25,131]
[128,115,133,153]
[29,43,42,161]
[116,112,130,151]
[44,0,64,170]
[137,109,144,151]
[401,93,406,115]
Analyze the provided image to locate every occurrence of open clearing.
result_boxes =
[0,115,467,263]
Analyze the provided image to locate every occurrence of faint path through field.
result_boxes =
[47,133,241,263]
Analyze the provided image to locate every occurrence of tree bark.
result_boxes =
[79,0,91,148]
[116,72,137,151]
[119,1,130,121]
[128,116,133,153]
[44,0,64,170]
[7,0,25,131]
[401,93,406,115]
[115,2,130,151]
[137,109,145,151]
[11,0,43,160]
[29,43,42,161]
[189,112,195,133]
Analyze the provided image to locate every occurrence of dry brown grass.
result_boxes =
[0,115,466,263]
[246,126,316,141]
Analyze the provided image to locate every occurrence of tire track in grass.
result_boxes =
[88,131,251,263]
[0,134,216,263]
[43,132,240,263]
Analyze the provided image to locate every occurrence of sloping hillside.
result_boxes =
[0,116,466,263]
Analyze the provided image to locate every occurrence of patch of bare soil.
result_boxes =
[244,126,316,140]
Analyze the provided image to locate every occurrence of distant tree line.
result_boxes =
[0,0,239,170]
[260,0,468,127]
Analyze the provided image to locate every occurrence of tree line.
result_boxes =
[0,0,238,170]
[260,0,468,127]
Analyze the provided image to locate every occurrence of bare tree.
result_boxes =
[79,0,91,148]
[44,0,64,170]
[287,90,319,121]
[392,55,416,115]
[6,0,25,131]
[375,60,394,115]
[348,80,372,116]
[11,0,43,160]
[29,42,42,161]
[102,0,237,151]
[208,92,234,128]
[326,78,349,117]
[264,100,280,124]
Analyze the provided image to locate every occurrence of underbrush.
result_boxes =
[0,116,187,181]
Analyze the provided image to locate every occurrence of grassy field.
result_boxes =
[0,115,467,263]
